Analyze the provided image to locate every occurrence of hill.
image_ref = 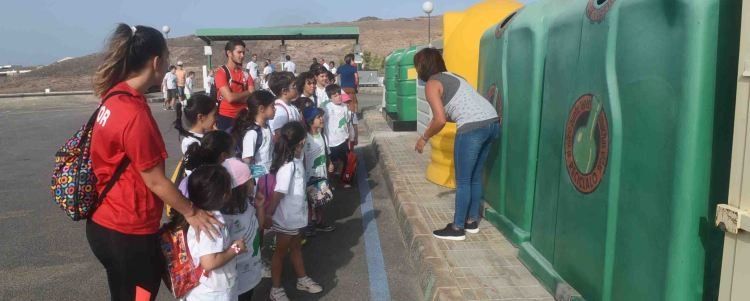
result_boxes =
[0,16,443,94]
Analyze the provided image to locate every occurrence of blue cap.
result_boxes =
[303,106,323,124]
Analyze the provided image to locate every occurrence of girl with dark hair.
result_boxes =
[295,71,317,106]
[267,121,323,301]
[177,130,235,199]
[175,94,218,155]
[232,90,276,175]
[180,164,248,301]
[88,24,220,301]
[412,47,500,241]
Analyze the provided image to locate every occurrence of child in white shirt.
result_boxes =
[230,90,277,177]
[183,165,248,301]
[323,84,358,188]
[267,122,323,301]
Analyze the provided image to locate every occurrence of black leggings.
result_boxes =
[238,288,254,301]
[86,220,163,301]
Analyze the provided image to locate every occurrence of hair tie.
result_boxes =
[130,25,137,37]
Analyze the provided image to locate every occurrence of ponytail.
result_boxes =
[270,121,306,173]
[94,24,167,97]
[183,130,234,171]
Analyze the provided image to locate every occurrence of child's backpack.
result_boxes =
[235,125,263,160]
[50,91,132,221]
[341,142,357,185]
[159,226,205,298]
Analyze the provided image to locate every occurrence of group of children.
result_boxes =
[167,66,358,301]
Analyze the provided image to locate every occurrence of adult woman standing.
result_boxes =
[89,24,221,301]
[413,48,500,241]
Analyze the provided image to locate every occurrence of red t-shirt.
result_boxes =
[90,82,168,235]
[216,65,254,118]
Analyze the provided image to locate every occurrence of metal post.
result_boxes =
[428,13,432,47]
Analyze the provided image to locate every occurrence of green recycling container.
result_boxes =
[479,1,552,245]
[515,0,740,300]
[385,48,405,113]
[396,46,419,121]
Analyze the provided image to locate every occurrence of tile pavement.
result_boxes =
[361,109,553,301]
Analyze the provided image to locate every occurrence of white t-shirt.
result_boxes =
[224,205,262,297]
[246,61,259,79]
[315,86,329,108]
[241,124,273,172]
[331,67,337,75]
[283,61,296,74]
[263,66,273,76]
[273,159,307,229]
[186,77,194,95]
[322,62,330,71]
[181,131,204,155]
[304,133,328,179]
[324,102,354,147]
[186,213,236,301]
[165,72,178,89]
[269,99,301,133]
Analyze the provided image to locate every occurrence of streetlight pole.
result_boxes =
[422,1,434,47]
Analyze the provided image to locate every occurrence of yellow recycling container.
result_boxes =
[424,0,523,188]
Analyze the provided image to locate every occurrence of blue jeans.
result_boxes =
[453,122,500,229]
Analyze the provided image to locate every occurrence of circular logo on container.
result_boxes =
[586,0,616,23]
[564,94,609,194]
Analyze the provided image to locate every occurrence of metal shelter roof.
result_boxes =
[195,26,360,44]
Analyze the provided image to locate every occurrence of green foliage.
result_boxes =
[362,51,385,74]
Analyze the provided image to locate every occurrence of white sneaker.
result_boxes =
[296,276,323,293]
[270,287,289,301]
[262,263,272,278]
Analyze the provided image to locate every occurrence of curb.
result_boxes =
[361,110,463,301]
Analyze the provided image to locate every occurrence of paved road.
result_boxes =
[0,93,420,301]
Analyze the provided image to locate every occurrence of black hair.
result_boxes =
[189,164,232,211]
[184,130,234,171]
[312,66,328,76]
[329,61,335,66]
[222,185,249,215]
[285,55,291,61]
[169,65,176,71]
[295,71,316,95]
[188,71,195,76]
[174,94,217,139]
[344,53,355,64]
[166,164,232,231]
[268,71,296,96]
[224,39,246,57]
[271,121,307,173]
[326,84,342,98]
[326,70,336,83]
[231,90,275,147]
[293,96,315,113]
[94,24,168,97]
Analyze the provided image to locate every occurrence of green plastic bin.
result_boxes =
[479,1,551,245]
[385,48,405,113]
[396,46,419,121]
[514,0,740,300]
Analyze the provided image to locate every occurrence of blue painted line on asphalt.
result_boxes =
[355,149,392,301]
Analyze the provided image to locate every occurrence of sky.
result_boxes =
[1,0,536,66]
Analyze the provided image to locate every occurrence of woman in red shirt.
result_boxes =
[88,24,221,301]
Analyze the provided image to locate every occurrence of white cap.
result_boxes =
[177,61,183,66]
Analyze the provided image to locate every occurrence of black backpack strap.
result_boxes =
[98,157,131,201]
[254,126,263,158]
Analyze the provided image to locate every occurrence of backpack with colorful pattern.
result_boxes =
[50,91,131,221]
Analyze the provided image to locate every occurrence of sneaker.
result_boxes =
[270,287,290,301]
[432,224,466,241]
[465,221,480,234]
[304,225,317,237]
[315,223,336,232]
[296,276,323,293]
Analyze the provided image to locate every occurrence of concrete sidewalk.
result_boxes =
[361,110,553,301]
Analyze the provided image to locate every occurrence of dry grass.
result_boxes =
[0,16,443,94]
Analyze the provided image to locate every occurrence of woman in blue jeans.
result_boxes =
[413,48,500,241]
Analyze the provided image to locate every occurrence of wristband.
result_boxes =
[231,243,241,254]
